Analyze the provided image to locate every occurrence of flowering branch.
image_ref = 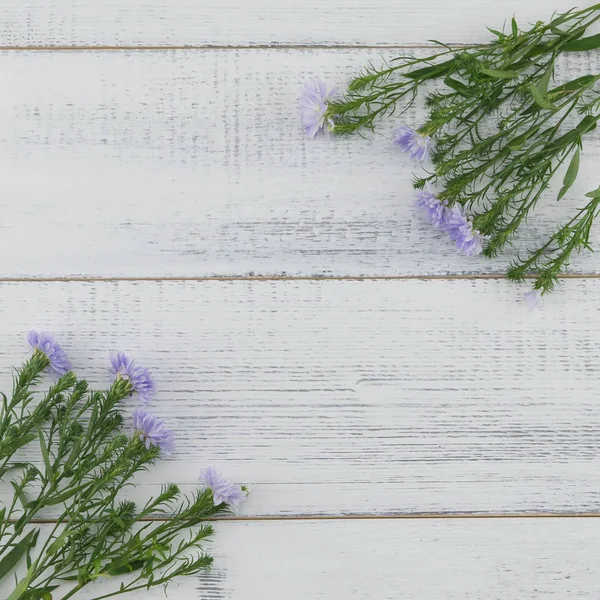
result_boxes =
[302,4,600,301]
[0,332,247,600]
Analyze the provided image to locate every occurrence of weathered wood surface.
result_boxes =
[2,279,600,517]
[1,50,600,279]
[2,3,599,598]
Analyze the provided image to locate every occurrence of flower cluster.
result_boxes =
[27,331,246,508]
[417,191,487,256]
[109,350,176,454]
[308,5,600,303]
[395,129,488,258]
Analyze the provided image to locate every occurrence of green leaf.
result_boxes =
[444,76,472,96]
[37,428,53,484]
[538,62,554,96]
[11,482,28,510]
[404,58,455,80]
[507,125,540,151]
[64,435,83,474]
[486,27,506,40]
[7,567,35,600]
[563,33,600,52]
[522,43,551,60]
[528,83,556,110]
[575,115,598,135]
[22,588,58,600]
[45,483,88,506]
[585,185,600,199]
[507,58,535,72]
[47,530,72,556]
[511,17,518,38]
[103,559,146,577]
[479,67,518,79]
[551,75,597,95]
[557,148,580,201]
[0,530,39,582]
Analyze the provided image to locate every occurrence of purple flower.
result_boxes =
[300,78,337,139]
[132,408,175,455]
[443,204,487,256]
[417,190,448,229]
[393,125,431,162]
[110,352,156,405]
[27,331,71,377]
[524,289,543,310]
[200,467,247,512]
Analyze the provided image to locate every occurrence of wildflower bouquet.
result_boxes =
[0,332,246,600]
[301,4,600,303]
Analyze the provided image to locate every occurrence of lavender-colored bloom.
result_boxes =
[393,125,431,162]
[27,330,71,377]
[524,289,543,310]
[132,408,175,455]
[110,352,156,404]
[300,78,337,139]
[200,467,246,512]
[443,204,487,256]
[417,190,448,230]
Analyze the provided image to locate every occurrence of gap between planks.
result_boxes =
[0,44,473,51]
[14,513,600,525]
[0,274,600,283]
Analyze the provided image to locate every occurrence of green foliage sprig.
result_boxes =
[0,340,245,600]
[324,4,600,297]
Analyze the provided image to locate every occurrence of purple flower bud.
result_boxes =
[27,330,71,377]
[110,352,156,405]
[393,125,431,162]
[132,408,175,455]
[300,78,337,139]
[416,191,448,230]
[200,467,247,512]
[443,204,487,256]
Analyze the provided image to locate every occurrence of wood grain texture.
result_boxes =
[2,278,600,517]
[0,0,588,47]
[2,49,600,279]
[2,519,600,599]
[152,519,600,599]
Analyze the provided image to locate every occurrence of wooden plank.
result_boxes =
[180,519,600,599]
[2,519,600,598]
[0,0,586,47]
[2,278,600,517]
[2,49,600,279]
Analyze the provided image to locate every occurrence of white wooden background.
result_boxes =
[2,1,600,598]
